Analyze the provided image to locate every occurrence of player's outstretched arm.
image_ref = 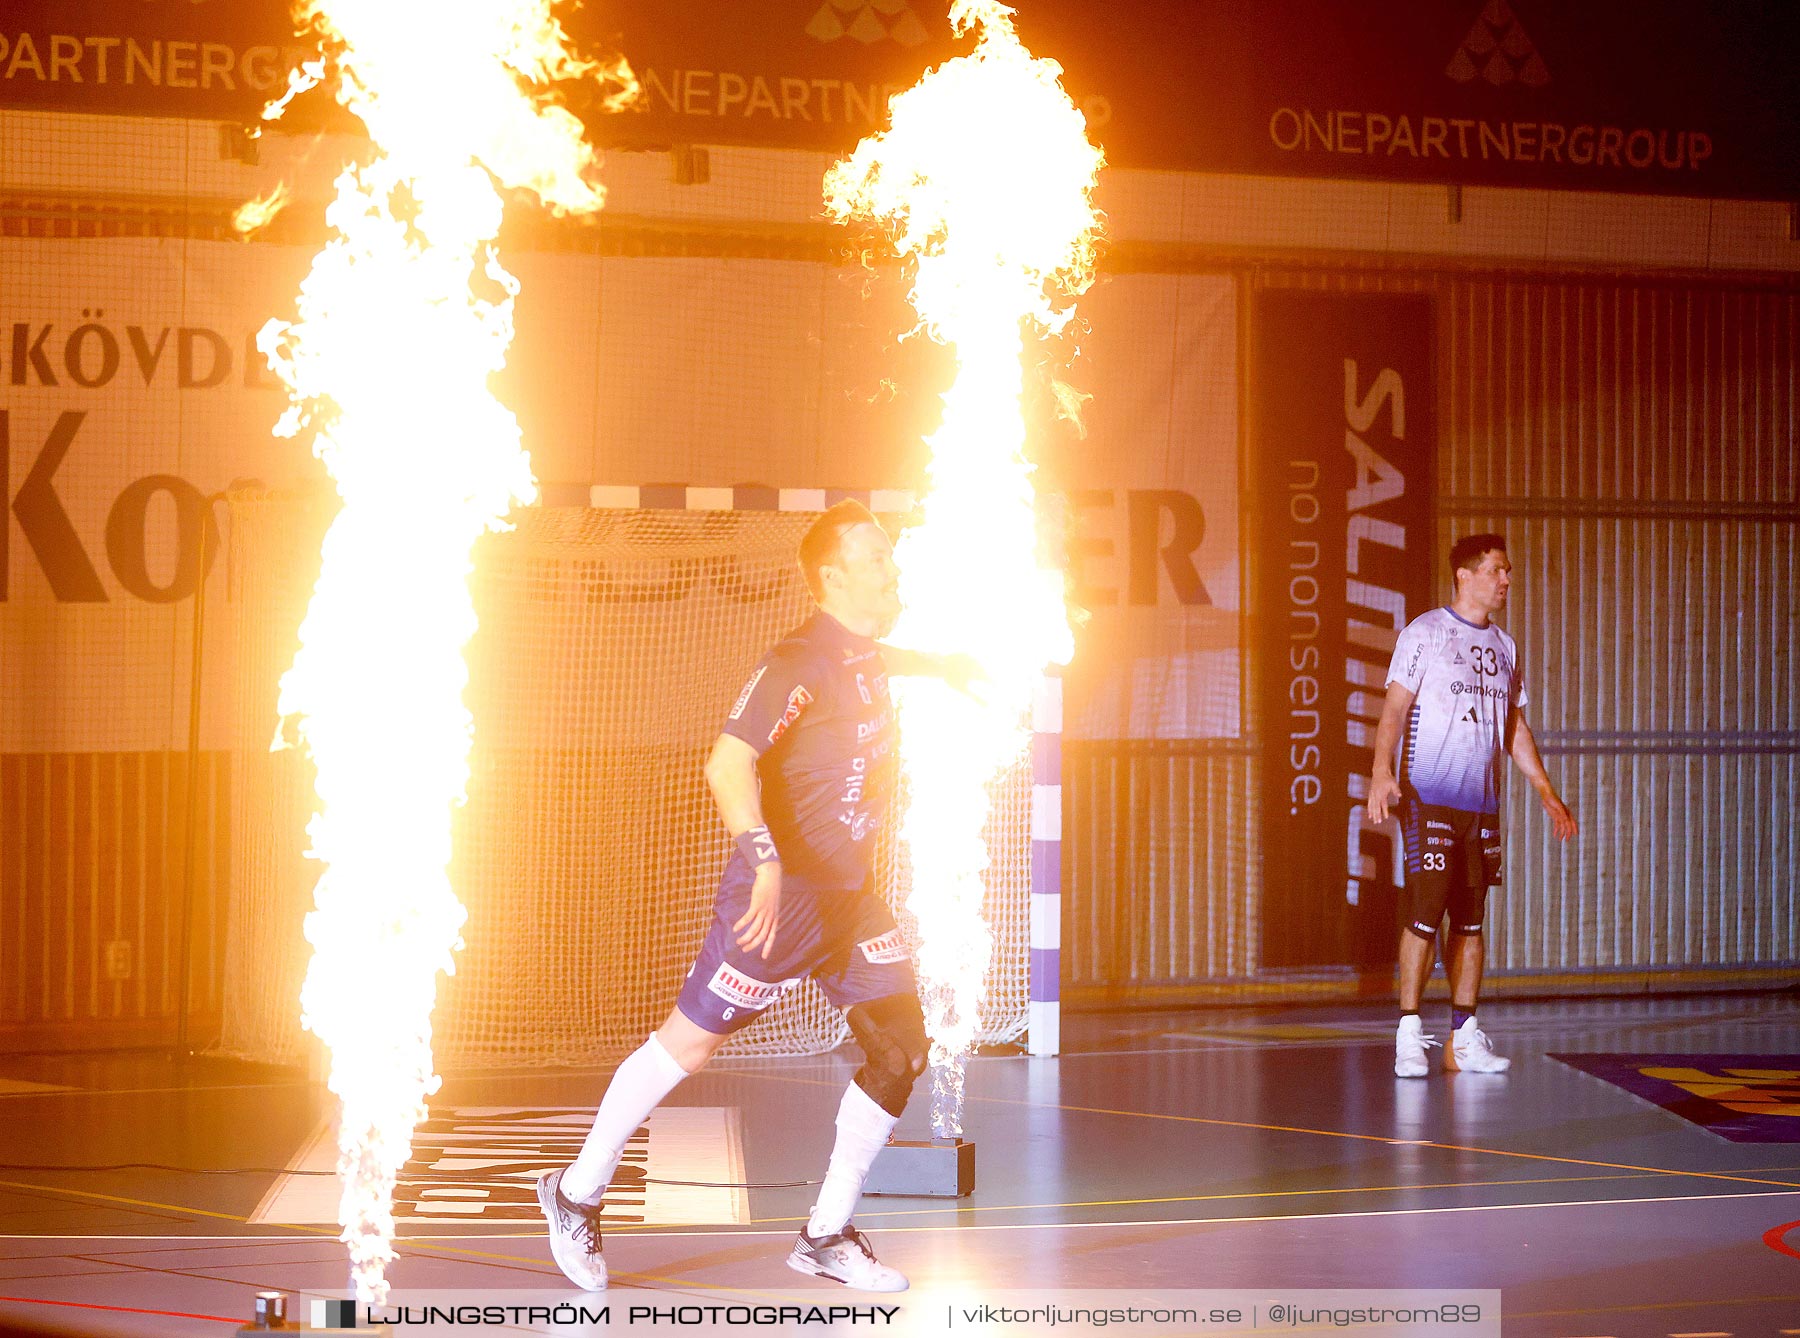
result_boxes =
[878,645,986,695]
[1508,712,1578,841]
[704,734,783,958]
[1366,681,1415,826]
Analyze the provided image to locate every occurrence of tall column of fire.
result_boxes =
[254,0,626,1302]
[824,0,1103,1132]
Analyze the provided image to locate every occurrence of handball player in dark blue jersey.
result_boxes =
[537,500,968,1293]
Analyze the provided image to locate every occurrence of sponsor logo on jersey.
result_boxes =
[1450,681,1510,699]
[766,684,815,745]
[728,666,766,721]
[1426,819,1453,831]
[1453,651,1467,665]
[840,807,881,841]
[706,963,795,1011]
[858,929,909,964]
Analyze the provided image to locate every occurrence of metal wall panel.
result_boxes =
[1063,743,1257,999]
[1067,269,1799,999]
[1440,277,1800,973]
[0,751,229,1043]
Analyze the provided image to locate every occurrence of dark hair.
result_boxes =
[799,499,879,601]
[1449,532,1507,587]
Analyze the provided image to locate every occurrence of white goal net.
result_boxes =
[216,494,1033,1069]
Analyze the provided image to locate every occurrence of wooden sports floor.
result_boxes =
[1,994,1796,1336]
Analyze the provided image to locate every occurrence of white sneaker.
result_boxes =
[536,1168,608,1290]
[1446,1017,1511,1073]
[1394,1015,1439,1078]
[787,1224,909,1292]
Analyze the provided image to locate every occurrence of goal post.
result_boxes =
[217,490,1046,1069]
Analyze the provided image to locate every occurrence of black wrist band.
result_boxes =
[737,825,779,868]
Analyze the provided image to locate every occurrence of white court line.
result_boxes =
[5,1187,1798,1242]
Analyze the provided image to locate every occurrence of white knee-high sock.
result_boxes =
[807,1081,899,1238]
[561,1033,690,1204]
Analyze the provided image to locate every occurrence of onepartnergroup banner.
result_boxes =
[281,1287,1502,1336]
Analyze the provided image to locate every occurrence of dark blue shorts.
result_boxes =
[1400,801,1502,938]
[676,857,916,1035]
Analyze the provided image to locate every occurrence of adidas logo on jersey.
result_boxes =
[1453,651,1467,665]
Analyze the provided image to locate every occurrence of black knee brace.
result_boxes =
[846,992,927,1118]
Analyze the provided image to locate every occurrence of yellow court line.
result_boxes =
[2,1170,1677,1265]
[0,1178,331,1233]
[774,1170,1666,1225]
[5,1189,1797,1251]
[0,1081,315,1103]
[0,1174,863,1297]
[10,1159,1795,1238]
[4,1094,1795,1285]
[791,1186,1800,1236]
[723,1067,1800,1192]
[1513,1294,1800,1322]
[0,1176,611,1282]
[1042,1102,1800,1191]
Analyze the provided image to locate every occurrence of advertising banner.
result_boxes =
[3,1,1797,198]
[1251,291,1434,968]
[0,237,1237,751]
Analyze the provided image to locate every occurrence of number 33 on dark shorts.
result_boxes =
[1399,801,1502,939]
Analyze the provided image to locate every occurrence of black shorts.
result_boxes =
[1400,801,1502,939]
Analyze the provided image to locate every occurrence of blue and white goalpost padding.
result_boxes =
[1029,674,1062,1057]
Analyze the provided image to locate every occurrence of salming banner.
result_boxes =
[1252,291,1434,969]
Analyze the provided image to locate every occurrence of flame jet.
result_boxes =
[254,0,625,1302]
[823,0,1103,1133]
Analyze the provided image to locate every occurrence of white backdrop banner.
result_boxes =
[0,238,1238,750]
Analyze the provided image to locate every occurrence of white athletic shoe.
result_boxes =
[1445,1017,1512,1073]
[787,1224,909,1292]
[1394,1014,1439,1078]
[536,1168,608,1290]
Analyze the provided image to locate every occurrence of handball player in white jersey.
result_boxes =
[1366,534,1577,1077]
